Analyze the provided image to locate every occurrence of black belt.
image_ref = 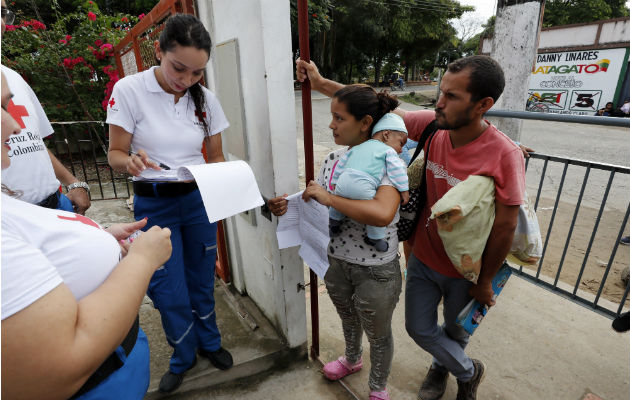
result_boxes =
[69,316,140,399]
[133,181,198,198]
[37,191,60,209]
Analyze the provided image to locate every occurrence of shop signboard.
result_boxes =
[527,47,629,115]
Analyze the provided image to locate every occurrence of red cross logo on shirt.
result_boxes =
[58,214,101,229]
[194,110,206,122]
[7,99,29,129]
[108,97,116,108]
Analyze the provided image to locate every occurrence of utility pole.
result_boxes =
[490,0,546,142]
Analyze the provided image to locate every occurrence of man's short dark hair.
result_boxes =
[447,55,505,103]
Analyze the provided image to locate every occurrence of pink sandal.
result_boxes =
[369,389,390,400]
[322,356,363,380]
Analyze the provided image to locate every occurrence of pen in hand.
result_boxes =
[129,151,171,170]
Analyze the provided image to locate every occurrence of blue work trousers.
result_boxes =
[134,188,221,374]
[76,328,150,399]
[404,253,475,381]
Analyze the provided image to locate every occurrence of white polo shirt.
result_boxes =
[106,66,229,177]
[1,65,61,204]
[1,194,121,319]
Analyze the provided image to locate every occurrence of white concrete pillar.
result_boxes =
[490,0,545,141]
[197,0,306,349]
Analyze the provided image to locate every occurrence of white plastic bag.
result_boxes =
[508,193,543,266]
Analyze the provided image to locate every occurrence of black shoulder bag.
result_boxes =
[397,120,438,241]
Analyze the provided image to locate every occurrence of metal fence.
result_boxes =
[48,121,130,200]
[520,152,630,318]
[486,110,630,319]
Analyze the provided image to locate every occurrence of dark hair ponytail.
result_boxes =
[159,13,212,135]
[376,91,400,118]
[333,85,399,132]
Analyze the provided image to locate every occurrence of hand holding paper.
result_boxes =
[276,191,330,278]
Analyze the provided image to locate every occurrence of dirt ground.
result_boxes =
[531,197,629,302]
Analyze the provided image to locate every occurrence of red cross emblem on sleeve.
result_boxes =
[58,214,101,229]
[108,97,116,108]
[195,110,206,122]
[7,99,29,129]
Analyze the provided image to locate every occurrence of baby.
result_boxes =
[329,113,409,252]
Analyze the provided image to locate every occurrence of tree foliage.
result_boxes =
[542,0,629,27]
[2,1,149,121]
[290,0,472,84]
[8,0,158,26]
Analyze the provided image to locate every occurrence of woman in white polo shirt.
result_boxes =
[1,71,173,399]
[106,13,233,393]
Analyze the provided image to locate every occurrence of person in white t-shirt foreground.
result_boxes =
[1,71,173,399]
[106,13,233,394]
[269,86,404,400]
[1,0,90,213]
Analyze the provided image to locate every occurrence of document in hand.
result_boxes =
[276,191,330,279]
[455,263,512,335]
[139,161,264,223]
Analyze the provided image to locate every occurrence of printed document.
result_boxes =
[276,191,330,278]
[138,161,264,223]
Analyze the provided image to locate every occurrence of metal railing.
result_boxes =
[486,109,630,318]
[48,121,130,200]
[486,109,630,128]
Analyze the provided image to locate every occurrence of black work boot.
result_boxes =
[456,359,485,400]
[418,365,449,400]
[158,358,197,393]
[198,347,234,370]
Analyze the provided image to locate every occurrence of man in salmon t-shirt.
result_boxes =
[400,56,524,400]
[295,55,524,400]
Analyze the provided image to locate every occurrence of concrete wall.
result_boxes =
[540,25,598,48]
[482,17,630,51]
[197,0,306,349]
[599,19,630,45]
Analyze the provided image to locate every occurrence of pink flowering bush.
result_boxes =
[1,1,146,121]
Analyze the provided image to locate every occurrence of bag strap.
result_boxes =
[418,127,437,211]
[408,119,438,223]
[408,119,438,166]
